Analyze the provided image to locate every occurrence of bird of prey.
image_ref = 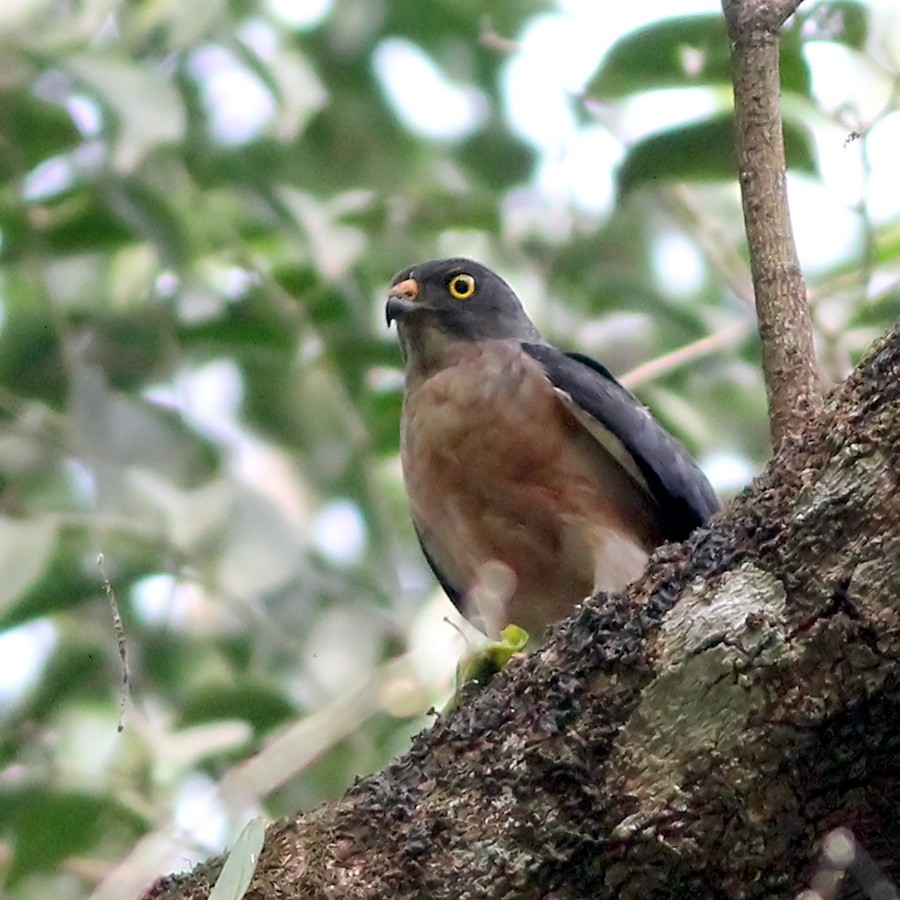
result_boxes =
[386,258,719,638]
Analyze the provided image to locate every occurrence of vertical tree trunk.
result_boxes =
[724,0,822,448]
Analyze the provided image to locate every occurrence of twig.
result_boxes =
[723,0,822,449]
[620,320,752,389]
[98,553,129,733]
[479,18,521,54]
[661,185,756,309]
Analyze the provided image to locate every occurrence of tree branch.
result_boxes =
[620,320,752,389]
[147,321,900,899]
[723,0,822,449]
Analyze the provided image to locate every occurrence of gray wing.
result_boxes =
[521,342,720,542]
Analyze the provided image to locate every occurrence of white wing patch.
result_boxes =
[553,387,653,497]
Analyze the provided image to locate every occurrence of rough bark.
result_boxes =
[724,0,822,449]
[147,320,900,899]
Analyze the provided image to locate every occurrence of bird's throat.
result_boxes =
[399,319,477,386]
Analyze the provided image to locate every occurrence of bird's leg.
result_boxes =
[443,560,528,711]
[459,559,517,638]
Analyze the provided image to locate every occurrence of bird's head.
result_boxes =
[386,259,541,368]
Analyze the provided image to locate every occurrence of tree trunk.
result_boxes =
[145,320,900,899]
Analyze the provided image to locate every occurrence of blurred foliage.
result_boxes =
[0,0,897,896]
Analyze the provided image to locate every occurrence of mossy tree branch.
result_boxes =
[147,321,900,899]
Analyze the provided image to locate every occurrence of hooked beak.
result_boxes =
[385,278,419,326]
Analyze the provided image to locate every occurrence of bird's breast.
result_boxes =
[402,341,561,464]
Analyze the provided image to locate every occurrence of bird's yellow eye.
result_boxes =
[448,273,476,299]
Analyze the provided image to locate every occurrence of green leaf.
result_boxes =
[209,817,266,900]
[0,85,80,186]
[0,187,141,263]
[65,53,186,170]
[456,124,536,192]
[588,14,810,98]
[0,637,113,764]
[232,41,327,141]
[589,15,732,97]
[179,681,297,734]
[847,291,900,330]
[0,526,160,629]
[0,786,147,879]
[0,517,58,615]
[799,0,868,50]
[616,114,817,197]
[0,299,66,404]
[99,176,192,267]
[178,285,298,358]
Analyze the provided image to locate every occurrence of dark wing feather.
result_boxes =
[413,523,465,611]
[521,342,720,541]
